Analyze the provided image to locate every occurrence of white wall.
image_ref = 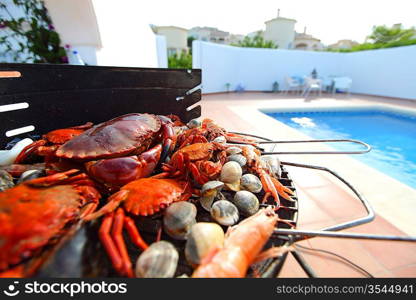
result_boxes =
[91,0,159,68]
[193,41,343,93]
[342,46,416,100]
[156,35,168,68]
[193,41,416,100]
[193,41,241,92]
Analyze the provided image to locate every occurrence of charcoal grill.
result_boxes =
[0,63,415,278]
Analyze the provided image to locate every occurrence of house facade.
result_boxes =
[154,25,188,56]
[263,14,296,49]
[294,30,324,50]
[328,39,359,50]
[247,11,323,50]
[189,27,233,44]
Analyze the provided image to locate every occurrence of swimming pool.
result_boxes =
[265,108,416,189]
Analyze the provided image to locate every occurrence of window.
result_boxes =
[295,43,308,50]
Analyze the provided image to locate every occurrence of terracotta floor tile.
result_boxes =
[389,264,416,277]
[294,238,388,277]
[278,252,308,278]
[349,214,412,237]
[372,269,395,277]
[294,191,335,227]
[285,167,330,189]
[346,216,416,270]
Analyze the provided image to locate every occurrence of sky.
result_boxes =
[141,0,416,45]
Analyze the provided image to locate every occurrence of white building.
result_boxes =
[153,25,188,56]
[327,39,359,50]
[263,11,296,49]
[294,28,324,50]
[228,34,245,45]
[245,10,323,51]
[189,27,231,44]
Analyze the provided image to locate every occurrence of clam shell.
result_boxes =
[210,200,239,226]
[200,181,224,211]
[261,155,281,178]
[185,222,225,268]
[220,161,242,191]
[187,119,201,129]
[135,241,178,278]
[201,180,224,196]
[163,202,197,240]
[199,196,215,212]
[240,174,262,193]
[17,169,46,184]
[226,146,242,155]
[0,170,14,192]
[232,191,260,216]
[212,136,226,143]
[226,154,247,167]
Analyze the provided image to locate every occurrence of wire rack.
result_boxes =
[232,132,416,277]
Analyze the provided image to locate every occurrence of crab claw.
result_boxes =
[85,144,162,191]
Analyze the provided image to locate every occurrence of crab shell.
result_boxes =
[55,113,163,161]
[117,178,192,216]
[171,142,215,162]
[0,183,99,272]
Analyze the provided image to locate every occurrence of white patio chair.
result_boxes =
[302,77,322,99]
[332,77,352,96]
[283,76,302,94]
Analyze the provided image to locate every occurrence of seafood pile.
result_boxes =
[0,113,297,278]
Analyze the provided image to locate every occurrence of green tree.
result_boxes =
[0,0,67,63]
[326,24,416,52]
[232,32,277,49]
[168,52,192,69]
[367,24,415,44]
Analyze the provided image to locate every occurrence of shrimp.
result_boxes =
[242,146,294,206]
[192,207,287,278]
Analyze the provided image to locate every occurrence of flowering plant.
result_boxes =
[0,0,67,63]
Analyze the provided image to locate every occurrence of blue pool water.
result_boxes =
[265,109,416,189]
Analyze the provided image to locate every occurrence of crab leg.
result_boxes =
[112,209,133,277]
[14,140,47,163]
[99,212,125,276]
[84,190,129,221]
[124,217,149,250]
[27,169,80,187]
[160,123,175,163]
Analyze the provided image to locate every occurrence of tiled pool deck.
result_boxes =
[201,92,416,277]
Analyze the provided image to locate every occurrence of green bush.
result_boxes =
[232,32,277,49]
[326,24,416,52]
[168,52,192,69]
[0,0,67,63]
